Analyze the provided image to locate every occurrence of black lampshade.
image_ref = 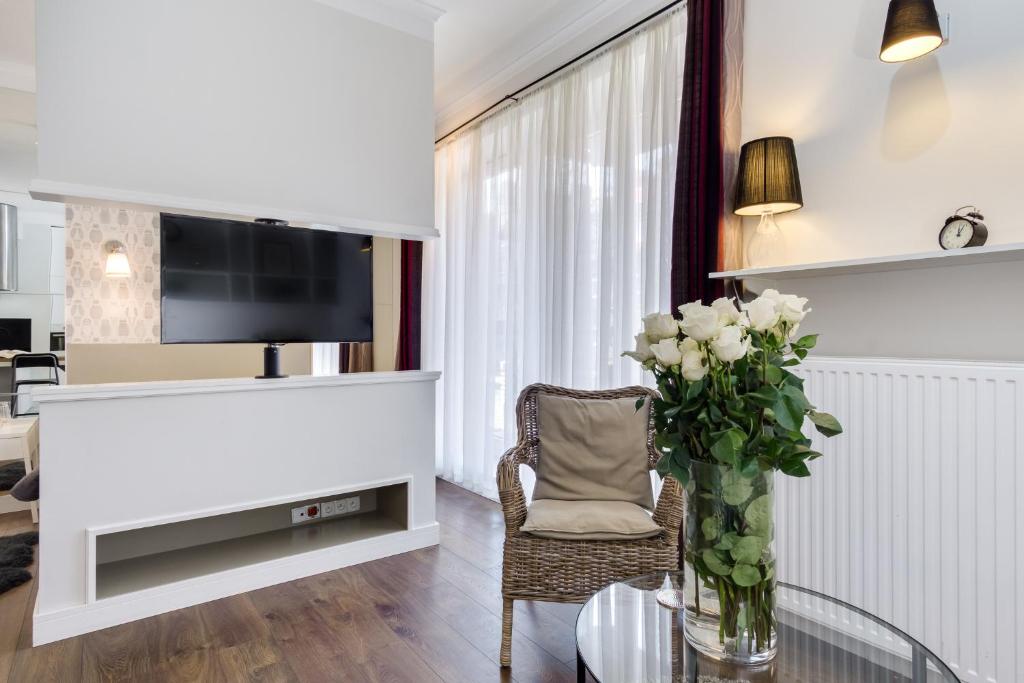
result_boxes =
[733,137,803,217]
[880,0,943,63]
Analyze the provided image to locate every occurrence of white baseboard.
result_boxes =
[33,523,439,646]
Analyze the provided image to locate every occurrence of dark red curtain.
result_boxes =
[670,0,725,310]
[395,240,423,371]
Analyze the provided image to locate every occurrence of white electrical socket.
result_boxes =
[321,500,336,517]
[291,503,320,524]
[348,496,361,513]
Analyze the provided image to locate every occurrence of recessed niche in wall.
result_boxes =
[93,482,408,600]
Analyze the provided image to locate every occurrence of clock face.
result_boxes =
[940,218,974,249]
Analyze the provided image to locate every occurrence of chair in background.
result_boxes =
[10,353,60,417]
[496,383,684,667]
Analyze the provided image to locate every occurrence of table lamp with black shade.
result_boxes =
[734,136,803,268]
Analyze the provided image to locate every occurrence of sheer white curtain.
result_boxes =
[425,10,685,499]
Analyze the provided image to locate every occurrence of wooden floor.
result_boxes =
[0,480,583,682]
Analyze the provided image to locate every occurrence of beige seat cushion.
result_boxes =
[521,499,663,541]
[532,393,654,509]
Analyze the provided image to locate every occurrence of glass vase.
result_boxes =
[682,460,777,664]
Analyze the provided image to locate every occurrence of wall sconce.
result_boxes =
[880,0,946,63]
[104,241,131,278]
[734,136,803,268]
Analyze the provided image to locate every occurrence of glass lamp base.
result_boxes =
[745,212,786,268]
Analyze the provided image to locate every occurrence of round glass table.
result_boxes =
[575,573,958,683]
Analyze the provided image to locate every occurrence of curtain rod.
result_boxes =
[434,0,687,145]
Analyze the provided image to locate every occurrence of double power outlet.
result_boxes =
[291,496,360,524]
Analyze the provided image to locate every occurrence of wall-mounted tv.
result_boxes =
[160,214,373,345]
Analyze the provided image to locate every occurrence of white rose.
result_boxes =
[622,333,655,362]
[681,349,708,381]
[679,304,723,342]
[680,337,700,354]
[650,337,683,367]
[710,325,750,363]
[777,295,811,324]
[711,297,743,325]
[677,300,704,318]
[642,313,679,341]
[743,296,781,332]
[760,289,784,303]
[788,323,801,340]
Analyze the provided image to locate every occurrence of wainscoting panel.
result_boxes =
[779,357,1023,683]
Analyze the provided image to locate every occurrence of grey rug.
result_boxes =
[0,532,37,596]
[0,460,25,491]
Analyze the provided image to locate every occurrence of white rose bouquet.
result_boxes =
[624,289,843,662]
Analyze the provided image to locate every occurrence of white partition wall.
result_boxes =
[31,371,440,645]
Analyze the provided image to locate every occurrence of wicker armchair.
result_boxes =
[497,383,684,667]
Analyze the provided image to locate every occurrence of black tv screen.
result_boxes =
[160,214,373,344]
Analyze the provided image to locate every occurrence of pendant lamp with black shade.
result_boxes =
[734,136,803,268]
[880,0,944,63]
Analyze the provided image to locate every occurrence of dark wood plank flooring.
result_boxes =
[0,480,583,682]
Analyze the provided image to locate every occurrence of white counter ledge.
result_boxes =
[32,370,441,403]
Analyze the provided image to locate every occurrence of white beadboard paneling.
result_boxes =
[779,357,1023,683]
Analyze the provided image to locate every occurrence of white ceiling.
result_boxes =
[432,0,667,139]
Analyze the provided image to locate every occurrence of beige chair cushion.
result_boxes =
[521,499,663,541]
[532,393,654,509]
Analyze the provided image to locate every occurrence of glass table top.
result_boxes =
[575,573,958,683]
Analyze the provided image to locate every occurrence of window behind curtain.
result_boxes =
[425,10,686,499]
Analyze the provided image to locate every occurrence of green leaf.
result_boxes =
[744,495,773,535]
[794,347,808,360]
[793,334,818,349]
[717,531,740,550]
[721,469,754,505]
[780,384,812,412]
[780,457,811,477]
[685,379,704,401]
[809,410,843,437]
[731,563,762,587]
[668,459,690,487]
[764,365,783,384]
[730,535,765,565]
[701,516,720,541]
[702,550,733,576]
[634,396,646,412]
[746,385,779,408]
[771,396,802,431]
[710,429,745,465]
[655,454,671,477]
[738,456,762,479]
[655,432,682,452]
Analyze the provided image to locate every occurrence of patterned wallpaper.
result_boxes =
[65,204,160,344]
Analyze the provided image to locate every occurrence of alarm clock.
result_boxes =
[939,207,988,250]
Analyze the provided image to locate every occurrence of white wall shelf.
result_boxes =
[709,242,1024,281]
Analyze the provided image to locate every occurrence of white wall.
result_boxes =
[0,191,65,353]
[742,0,1024,265]
[34,0,436,235]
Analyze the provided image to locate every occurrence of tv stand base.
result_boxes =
[256,343,288,379]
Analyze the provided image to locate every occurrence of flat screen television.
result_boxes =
[160,214,373,346]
